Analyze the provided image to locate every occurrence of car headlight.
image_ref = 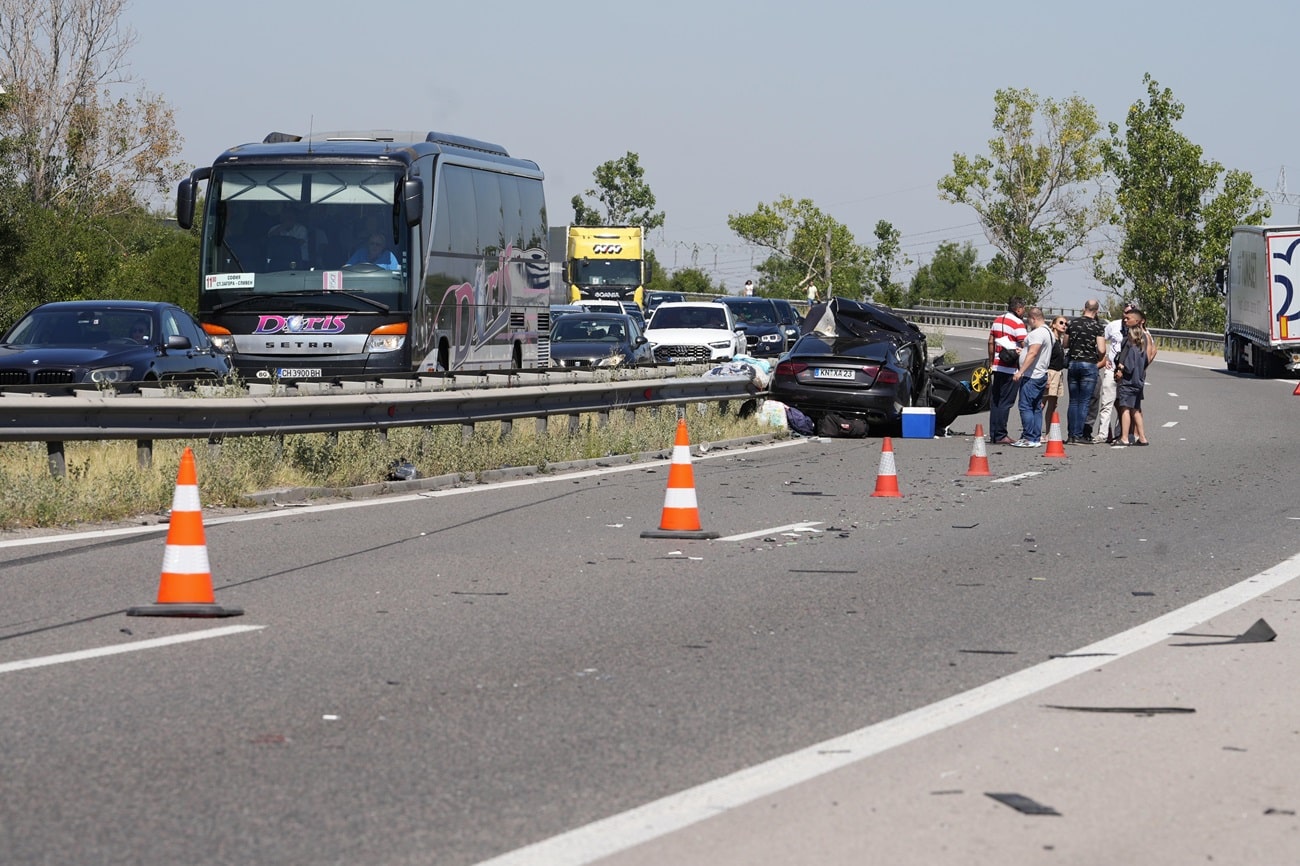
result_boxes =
[708,340,732,349]
[365,334,406,353]
[760,333,781,342]
[596,354,626,367]
[88,366,133,384]
[209,334,237,352]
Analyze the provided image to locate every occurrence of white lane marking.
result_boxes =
[1163,421,1179,428]
[0,625,264,675]
[719,522,823,542]
[0,439,811,550]
[990,471,1041,483]
[1168,392,1179,397]
[472,550,1300,866]
[1178,405,1188,410]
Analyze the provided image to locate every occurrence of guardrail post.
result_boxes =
[208,436,222,458]
[596,410,609,428]
[568,413,580,436]
[46,441,65,478]
[461,423,474,443]
[499,419,513,439]
[136,439,152,469]
[535,416,548,435]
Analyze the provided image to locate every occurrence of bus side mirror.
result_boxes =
[403,179,423,228]
[175,167,210,231]
[176,178,196,230]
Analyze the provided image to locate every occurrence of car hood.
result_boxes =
[550,340,630,360]
[734,322,783,336]
[644,327,733,343]
[0,345,142,367]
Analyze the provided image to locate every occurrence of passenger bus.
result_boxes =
[176,130,559,380]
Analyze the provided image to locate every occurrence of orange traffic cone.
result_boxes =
[871,437,903,497]
[1043,412,1067,458]
[966,424,992,477]
[127,448,243,618]
[641,418,719,539]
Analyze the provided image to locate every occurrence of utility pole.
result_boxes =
[823,228,833,294]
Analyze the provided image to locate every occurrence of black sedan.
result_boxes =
[712,297,789,358]
[0,301,232,389]
[770,297,989,434]
[548,312,654,369]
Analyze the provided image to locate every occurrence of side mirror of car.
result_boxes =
[165,335,192,352]
[635,335,647,346]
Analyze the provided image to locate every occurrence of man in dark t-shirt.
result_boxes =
[1065,298,1107,443]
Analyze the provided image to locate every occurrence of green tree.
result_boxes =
[1095,74,1269,330]
[0,0,187,215]
[939,87,1109,299]
[727,195,869,299]
[570,151,665,229]
[864,220,911,306]
[908,240,1018,306]
[667,267,716,295]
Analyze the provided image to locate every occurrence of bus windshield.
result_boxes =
[200,165,411,311]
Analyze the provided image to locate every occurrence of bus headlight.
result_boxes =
[365,333,406,353]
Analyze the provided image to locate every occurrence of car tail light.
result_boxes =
[875,368,900,384]
[776,360,808,376]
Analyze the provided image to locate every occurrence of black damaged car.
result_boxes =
[770,297,989,435]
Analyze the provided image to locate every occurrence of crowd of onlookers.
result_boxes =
[986,296,1158,448]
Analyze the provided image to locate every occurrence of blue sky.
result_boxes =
[123,0,1299,308]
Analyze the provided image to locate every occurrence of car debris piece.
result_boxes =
[986,792,1061,816]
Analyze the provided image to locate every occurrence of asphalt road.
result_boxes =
[1,340,1296,865]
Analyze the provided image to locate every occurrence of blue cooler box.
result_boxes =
[901,407,936,439]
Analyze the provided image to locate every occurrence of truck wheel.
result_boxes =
[1225,336,1239,372]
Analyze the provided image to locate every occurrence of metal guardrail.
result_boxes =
[896,308,1224,355]
[0,366,763,476]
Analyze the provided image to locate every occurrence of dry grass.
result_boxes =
[0,403,778,530]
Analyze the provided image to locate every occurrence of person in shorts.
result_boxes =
[1042,315,1069,433]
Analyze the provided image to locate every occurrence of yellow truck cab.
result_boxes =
[565,225,650,309]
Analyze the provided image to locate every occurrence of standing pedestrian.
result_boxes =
[743,279,755,297]
[1012,307,1051,447]
[1065,299,1107,444]
[1114,306,1157,446]
[806,283,819,304]
[1042,314,1069,432]
[986,296,1027,445]
[1091,304,1130,444]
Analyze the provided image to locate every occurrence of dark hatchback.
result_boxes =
[770,297,989,433]
[0,301,232,389]
[548,312,654,369]
[712,297,788,358]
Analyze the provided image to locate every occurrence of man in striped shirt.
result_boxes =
[986,296,1027,445]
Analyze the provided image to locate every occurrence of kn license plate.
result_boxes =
[813,367,854,380]
[276,368,322,379]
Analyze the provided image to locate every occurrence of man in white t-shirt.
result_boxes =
[1011,306,1051,446]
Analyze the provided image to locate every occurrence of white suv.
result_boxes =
[643,302,745,364]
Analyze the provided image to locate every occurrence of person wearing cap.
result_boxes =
[1091,302,1133,443]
